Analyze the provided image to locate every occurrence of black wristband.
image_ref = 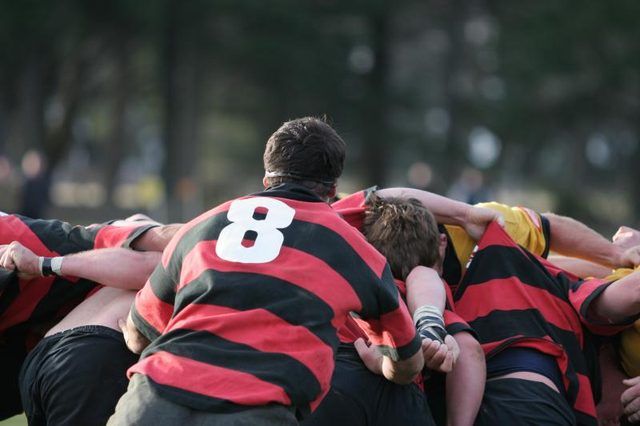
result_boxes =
[41,257,54,276]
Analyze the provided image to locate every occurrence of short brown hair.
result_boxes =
[263,117,346,198]
[362,195,440,281]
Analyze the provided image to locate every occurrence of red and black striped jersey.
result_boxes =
[0,214,156,339]
[454,222,634,425]
[129,184,421,418]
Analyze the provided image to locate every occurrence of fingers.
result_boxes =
[422,339,450,372]
[444,335,460,363]
[623,376,640,389]
[0,243,16,270]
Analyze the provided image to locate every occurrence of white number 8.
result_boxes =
[215,198,295,263]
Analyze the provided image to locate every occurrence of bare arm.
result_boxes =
[545,213,640,269]
[0,241,160,290]
[406,266,458,373]
[547,255,612,279]
[446,331,485,426]
[592,269,640,323]
[376,188,502,240]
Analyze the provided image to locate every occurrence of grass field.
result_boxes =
[0,415,27,425]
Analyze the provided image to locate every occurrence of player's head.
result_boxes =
[263,117,346,200]
[362,195,442,281]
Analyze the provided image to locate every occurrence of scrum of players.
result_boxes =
[2,117,640,425]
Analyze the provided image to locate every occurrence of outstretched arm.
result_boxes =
[376,188,502,240]
[545,213,640,269]
[0,241,160,290]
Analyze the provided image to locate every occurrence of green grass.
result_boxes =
[0,415,27,426]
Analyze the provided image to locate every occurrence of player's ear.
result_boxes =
[262,176,269,188]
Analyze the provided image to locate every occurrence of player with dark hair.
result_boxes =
[0,212,169,420]
[111,117,424,425]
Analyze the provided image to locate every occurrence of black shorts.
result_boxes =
[302,348,435,426]
[0,331,28,420]
[475,378,575,426]
[19,325,139,426]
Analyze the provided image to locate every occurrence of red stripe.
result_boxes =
[331,191,367,231]
[167,304,334,391]
[161,200,234,268]
[93,225,142,249]
[0,216,57,256]
[130,351,292,406]
[351,294,417,351]
[178,241,362,330]
[134,283,173,334]
[455,278,584,339]
[574,373,597,417]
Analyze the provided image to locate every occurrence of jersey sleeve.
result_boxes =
[131,253,177,341]
[331,187,377,231]
[84,223,159,250]
[444,309,476,337]
[568,274,639,336]
[356,265,422,361]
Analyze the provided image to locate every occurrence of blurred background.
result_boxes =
[0,0,639,236]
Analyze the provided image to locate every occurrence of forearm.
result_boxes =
[60,249,161,290]
[548,255,612,279]
[593,270,640,322]
[376,188,471,226]
[446,332,485,426]
[381,349,424,384]
[405,266,446,314]
[545,213,624,268]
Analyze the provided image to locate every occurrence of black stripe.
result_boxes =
[170,203,391,320]
[26,277,96,327]
[145,328,322,406]
[131,303,162,341]
[120,224,158,249]
[540,215,551,258]
[253,183,325,203]
[175,270,338,349]
[456,245,569,302]
[467,309,590,377]
[17,216,97,255]
[148,264,177,306]
[445,322,476,338]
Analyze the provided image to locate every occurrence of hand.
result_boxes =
[0,241,41,279]
[618,246,640,269]
[422,335,458,373]
[354,338,383,376]
[613,227,640,250]
[621,376,640,423]
[463,207,505,241]
[118,312,150,354]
